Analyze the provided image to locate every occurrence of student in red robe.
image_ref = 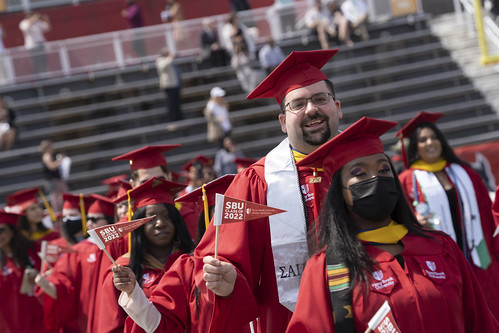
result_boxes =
[397,112,499,316]
[5,187,59,242]
[96,177,195,332]
[0,210,45,333]
[286,117,498,333]
[35,194,116,332]
[195,49,343,332]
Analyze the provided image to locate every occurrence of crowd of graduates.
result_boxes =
[1,48,499,333]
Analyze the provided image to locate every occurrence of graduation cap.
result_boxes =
[296,117,398,178]
[101,174,129,198]
[62,193,94,211]
[0,210,21,226]
[88,194,116,218]
[395,111,444,167]
[113,177,187,210]
[181,155,214,171]
[115,180,133,201]
[234,157,258,171]
[175,174,236,213]
[247,49,339,105]
[5,187,40,214]
[112,144,181,171]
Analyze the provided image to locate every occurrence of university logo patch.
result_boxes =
[372,270,383,281]
[426,261,436,271]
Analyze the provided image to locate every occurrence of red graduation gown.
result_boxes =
[125,254,258,333]
[0,248,44,333]
[96,251,183,333]
[194,156,330,332]
[287,233,499,333]
[43,239,110,332]
[399,164,499,315]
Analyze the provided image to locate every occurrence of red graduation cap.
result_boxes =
[234,157,258,171]
[0,210,21,226]
[247,49,339,105]
[101,174,129,198]
[115,180,133,200]
[395,111,444,167]
[296,117,398,178]
[181,155,214,171]
[62,193,94,211]
[111,144,181,171]
[114,177,187,210]
[88,193,116,218]
[5,187,40,214]
[175,174,236,213]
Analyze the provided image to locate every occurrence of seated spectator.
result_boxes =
[0,96,17,151]
[221,11,255,60]
[199,18,229,67]
[327,0,354,46]
[214,136,244,176]
[304,0,337,50]
[231,39,266,94]
[258,37,286,75]
[341,0,370,42]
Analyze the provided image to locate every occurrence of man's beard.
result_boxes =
[302,115,332,146]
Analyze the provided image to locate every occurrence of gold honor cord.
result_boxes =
[80,193,87,236]
[38,189,56,222]
[202,184,209,229]
[127,189,133,253]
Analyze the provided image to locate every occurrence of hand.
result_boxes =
[416,213,430,226]
[112,265,136,296]
[35,272,57,299]
[203,256,236,298]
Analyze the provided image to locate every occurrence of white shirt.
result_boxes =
[19,19,49,49]
[258,44,285,69]
[207,100,231,133]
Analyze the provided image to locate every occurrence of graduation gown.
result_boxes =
[287,233,499,333]
[124,254,258,333]
[399,164,499,315]
[42,239,110,332]
[194,153,330,332]
[0,248,44,333]
[97,251,183,333]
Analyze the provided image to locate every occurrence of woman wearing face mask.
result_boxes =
[397,111,499,317]
[97,177,195,332]
[0,210,45,333]
[6,187,59,243]
[286,117,498,333]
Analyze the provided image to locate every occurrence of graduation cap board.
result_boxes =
[112,144,181,171]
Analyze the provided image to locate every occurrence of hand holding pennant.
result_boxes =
[213,193,286,258]
[88,216,155,266]
[364,301,401,333]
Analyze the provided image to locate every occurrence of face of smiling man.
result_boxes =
[278,80,342,154]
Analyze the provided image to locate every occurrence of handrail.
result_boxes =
[1,0,94,13]
[455,0,499,64]
[0,1,309,85]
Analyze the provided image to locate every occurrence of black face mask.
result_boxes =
[62,216,83,236]
[347,177,399,222]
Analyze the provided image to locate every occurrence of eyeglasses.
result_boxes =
[285,92,334,113]
[87,216,105,223]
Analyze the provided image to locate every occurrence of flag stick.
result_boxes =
[364,328,372,333]
[103,248,118,266]
[214,225,220,259]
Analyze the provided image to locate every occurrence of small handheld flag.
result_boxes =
[88,216,155,265]
[213,194,286,258]
[365,301,401,333]
[40,240,75,264]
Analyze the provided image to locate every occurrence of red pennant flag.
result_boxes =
[41,240,76,263]
[367,301,401,333]
[88,216,155,250]
[213,194,286,226]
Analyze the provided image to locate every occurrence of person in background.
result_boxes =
[199,18,228,67]
[327,0,354,47]
[397,111,499,317]
[35,194,117,332]
[112,144,181,188]
[57,193,94,247]
[341,0,370,42]
[214,136,244,176]
[97,177,194,333]
[101,174,129,200]
[39,139,68,214]
[195,49,343,332]
[0,210,45,333]
[0,95,17,151]
[258,37,286,75]
[204,87,232,147]
[287,116,499,332]
[221,11,255,60]
[155,47,183,122]
[19,11,50,75]
[121,0,146,60]
[304,0,337,50]
[231,38,265,94]
[114,180,133,222]
[5,187,59,243]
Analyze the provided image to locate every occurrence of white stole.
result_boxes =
[265,138,308,312]
[413,163,489,268]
